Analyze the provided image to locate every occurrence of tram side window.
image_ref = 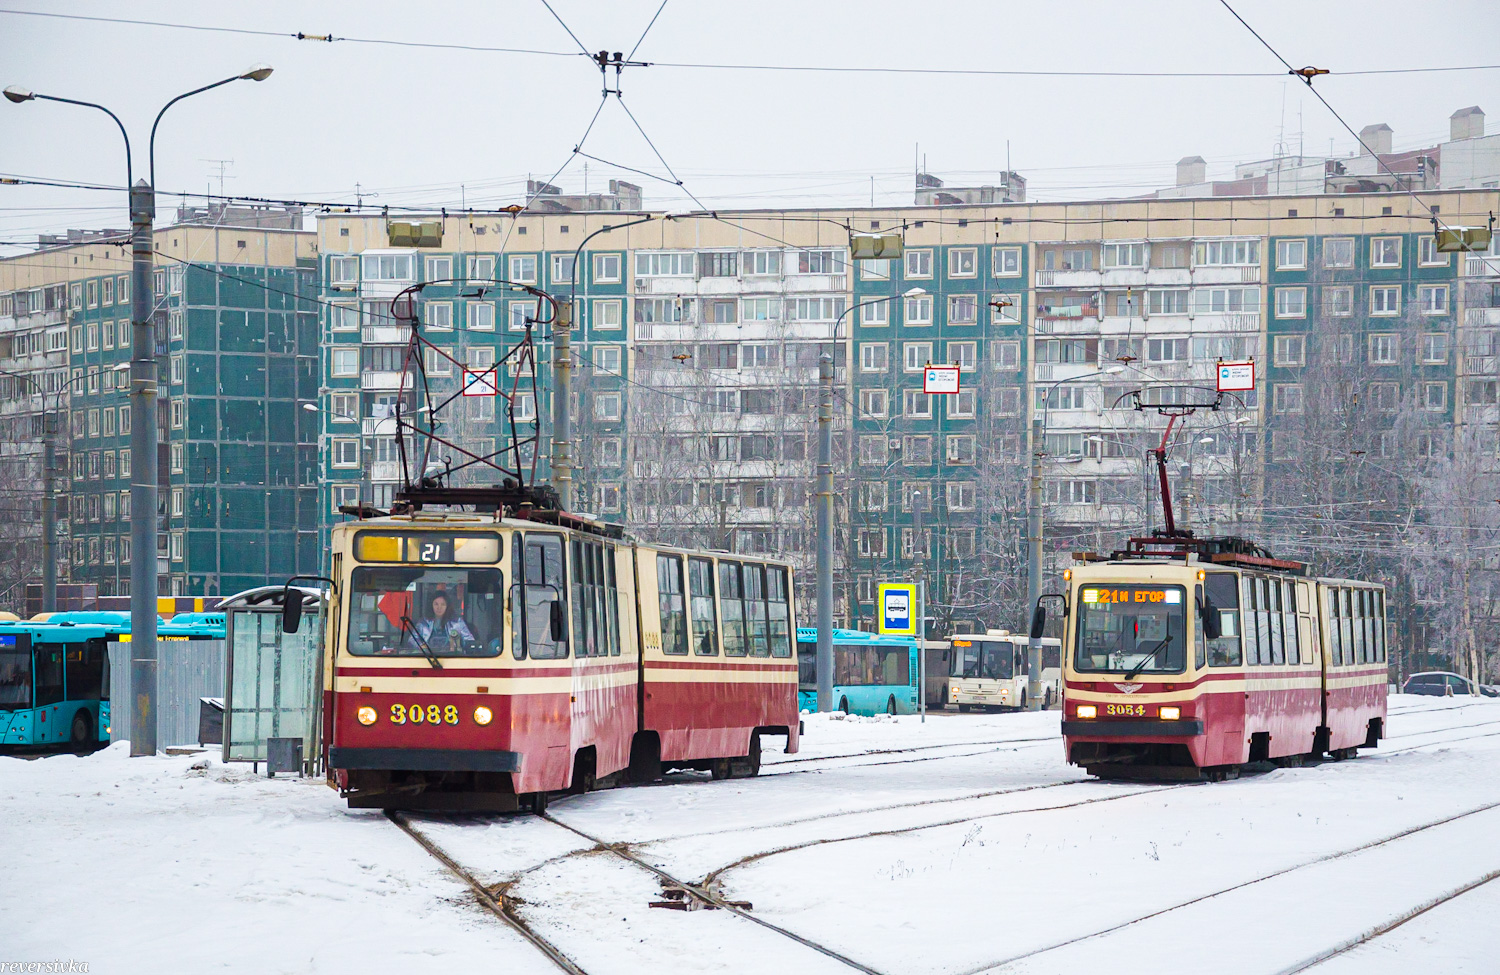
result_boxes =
[34,648,64,707]
[514,533,569,660]
[1374,591,1386,662]
[1206,573,1241,667]
[1326,588,1341,666]
[1242,577,1260,665]
[65,641,106,700]
[1194,586,1207,669]
[1364,590,1377,664]
[1283,580,1300,666]
[744,563,771,657]
[767,566,792,658]
[571,540,594,657]
[720,562,747,656]
[689,558,719,656]
[1268,579,1285,665]
[569,539,618,658]
[657,554,689,655]
[1353,589,1368,664]
[604,546,620,656]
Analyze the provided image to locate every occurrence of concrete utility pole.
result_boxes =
[41,434,55,613]
[815,352,835,712]
[550,298,573,510]
[128,177,158,757]
[912,488,926,724]
[1025,411,1044,711]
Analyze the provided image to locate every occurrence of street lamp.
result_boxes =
[7,65,274,757]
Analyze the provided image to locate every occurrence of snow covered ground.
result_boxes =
[3,696,1498,974]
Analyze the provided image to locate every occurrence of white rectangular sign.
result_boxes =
[923,365,960,395]
[1216,360,1255,392]
[461,369,499,397]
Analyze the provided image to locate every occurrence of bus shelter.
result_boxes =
[219,586,324,774]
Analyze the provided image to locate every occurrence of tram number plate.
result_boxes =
[390,703,461,725]
[1105,703,1146,717]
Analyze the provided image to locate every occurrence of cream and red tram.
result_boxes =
[317,511,800,810]
[1039,535,1388,780]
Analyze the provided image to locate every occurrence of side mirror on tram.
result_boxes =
[1029,604,1047,641]
[1200,597,1222,641]
[549,599,566,641]
[281,587,303,635]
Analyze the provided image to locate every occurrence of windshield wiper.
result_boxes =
[399,615,444,670]
[1124,634,1172,681]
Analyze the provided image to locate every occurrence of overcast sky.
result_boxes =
[2,0,1497,247]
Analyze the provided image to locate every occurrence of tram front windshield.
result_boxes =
[0,648,30,710]
[1074,586,1187,674]
[950,641,1013,680]
[347,566,504,657]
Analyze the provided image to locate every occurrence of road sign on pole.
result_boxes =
[1216,360,1255,392]
[462,368,499,396]
[877,583,917,635]
[923,365,960,395]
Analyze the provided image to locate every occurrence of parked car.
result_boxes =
[1402,672,1498,697]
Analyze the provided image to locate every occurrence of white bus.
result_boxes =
[947,630,1062,712]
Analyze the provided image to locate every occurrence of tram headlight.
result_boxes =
[473,706,494,726]
[1076,704,1097,719]
[356,706,378,726]
[1160,706,1181,721]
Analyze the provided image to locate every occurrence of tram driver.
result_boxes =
[408,591,479,652]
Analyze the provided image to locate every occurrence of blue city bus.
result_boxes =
[796,627,921,716]
[0,614,226,749]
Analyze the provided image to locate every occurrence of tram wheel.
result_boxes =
[710,757,733,780]
[69,711,93,753]
[731,734,762,778]
[530,791,550,814]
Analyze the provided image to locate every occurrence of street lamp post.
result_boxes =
[815,288,925,712]
[1026,365,1124,710]
[7,65,273,757]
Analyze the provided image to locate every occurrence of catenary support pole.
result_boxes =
[913,491,926,724]
[1026,412,1043,711]
[815,352,834,712]
[550,299,573,510]
[129,178,159,757]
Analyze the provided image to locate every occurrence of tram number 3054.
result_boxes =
[390,703,461,725]
[1105,703,1147,717]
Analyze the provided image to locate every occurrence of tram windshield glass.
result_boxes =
[1074,585,1188,674]
[0,648,30,709]
[950,640,1014,680]
[347,566,505,657]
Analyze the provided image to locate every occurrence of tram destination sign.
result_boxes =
[923,365,960,395]
[877,583,918,635]
[1216,360,1255,392]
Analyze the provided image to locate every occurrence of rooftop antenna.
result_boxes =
[200,158,234,198]
[355,182,378,208]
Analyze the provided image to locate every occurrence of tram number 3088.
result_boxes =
[390,703,460,725]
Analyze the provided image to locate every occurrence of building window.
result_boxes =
[860,298,890,327]
[1368,333,1399,364]
[550,253,576,286]
[946,340,978,371]
[1272,383,1303,414]
[948,248,977,278]
[858,435,888,466]
[1371,382,1401,412]
[330,255,359,284]
[860,388,888,418]
[1101,242,1145,268]
[424,301,453,330]
[904,294,933,325]
[903,341,933,372]
[787,296,846,322]
[1423,382,1448,412]
[856,529,886,558]
[946,436,976,466]
[1191,286,1259,314]
[1370,237,1401,268]
[169,443,184,473]
[508,254,537,284]
[1045,479,1097,504]
[796,249,843,275]
[947,295,978,325]
[993,340,1021,370]
[332,348,360,376]
[744,250,781,276]
[1193,239,1259,266]
[594,392,622,420]
[1418,235,1449,267]
[1147,289,1189,315]
[902,389,933,419]
[1274,287,1307,319]
[423,347,452,377]
[592,252,622,283]
[1419,284,1448,315]
[991,293,1021,324]
[946,480,976,511]
[859,343,889,373]
[423,255,452,282]
[857,482,888,513]
[362,253,414,281]
[1275,239,1307,270]
[860,258,892,282]
[948,388,976,419]
[1324,286,1353,317]
[333,485,359,514]
[507,301,535,332]
[994,386,1023,416]
[1273,334,1305,367]
[1323,237,1354,268]
[1370,285,1401,316]
[1419,332,1449,364]
[590,298,622,331]
[993,246,1021,277]
[905,249,932,279]
[1146,337,1189,363]
[903,435,933,466]
[463,301,493,332]
[332,439,360,468]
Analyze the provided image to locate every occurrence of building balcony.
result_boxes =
[1464,307,1500,327]
[1034,269,1101,289]
[361,371,414,391]
[362,325,407,344]
[1187,266,1260,285]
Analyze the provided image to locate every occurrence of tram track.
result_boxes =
[764,733,1058,768]
[966,799,1500,973]
[760,738,1056,778]
[386,810,591,975]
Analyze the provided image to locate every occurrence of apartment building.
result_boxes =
[0,208,320,598]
